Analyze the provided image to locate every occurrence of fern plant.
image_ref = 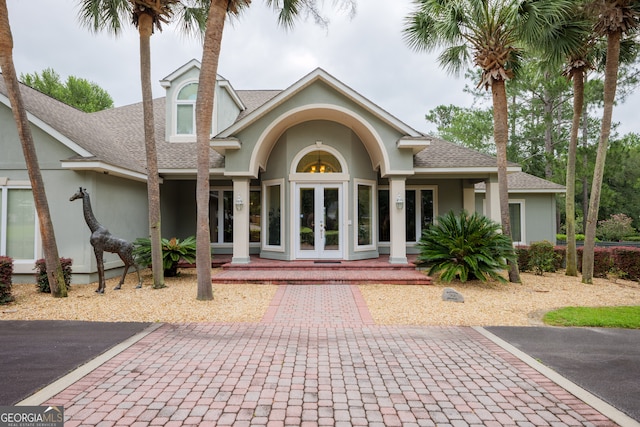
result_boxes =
[417,211,516,283]
[133,236,197,277]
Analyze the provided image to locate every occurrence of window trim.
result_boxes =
[509,199,526,245]
[262,179,285,252]
[0,183,41,272]
[169,80,217,143]
[354,179,376,251]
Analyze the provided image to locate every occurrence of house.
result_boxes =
[0,60,564,283]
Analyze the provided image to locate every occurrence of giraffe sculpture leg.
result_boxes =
[114,243,142,290]
[94,248,105,294]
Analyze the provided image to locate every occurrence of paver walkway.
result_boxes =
[42,285,618,426]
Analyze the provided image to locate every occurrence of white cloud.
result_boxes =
[5,0,639,136]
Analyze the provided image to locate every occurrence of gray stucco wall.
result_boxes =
[1,103,149,284]
[474,192,558,245]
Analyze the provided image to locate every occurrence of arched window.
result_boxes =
[296,150,343,173]
[176,83,198,135]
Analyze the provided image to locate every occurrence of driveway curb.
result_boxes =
[18,323,163,406]
[474,326,640,427]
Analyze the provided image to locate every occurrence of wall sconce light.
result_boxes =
[395,193,404,210]
[235,195,244,211]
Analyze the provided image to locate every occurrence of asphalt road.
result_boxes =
[487,326,640,422]
[0,320,150,405]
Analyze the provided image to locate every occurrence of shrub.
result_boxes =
[576,247,613,278]
[597,213,635,242]
[527,241,561,275]
[556,233,586,241]
[134,236,197,277]
[516,246,530,272]
[0,256,14,304]
[35,258,73,293]
[417,210,516,283]
[611,247,640,281]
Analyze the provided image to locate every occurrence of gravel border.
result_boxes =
[2,268,639,326]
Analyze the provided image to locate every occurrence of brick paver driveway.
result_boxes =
[42,285,616,426]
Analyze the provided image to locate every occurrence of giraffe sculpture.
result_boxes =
[70,187,142,293]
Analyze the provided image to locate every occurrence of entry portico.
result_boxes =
[211,68,490,264]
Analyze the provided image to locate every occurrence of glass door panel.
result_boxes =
[323,188,339,251]
[299,188,315,251]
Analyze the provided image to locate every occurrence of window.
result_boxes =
[377,187,436,243]
[406,188,435,242]
[249,190,261,243]
[176,83,197,135]
[209,189,234,243]
[263,180,283,249]
[296,150,342,173]
[509,201,525,244]
[356,181,375,248]
[1,186,37,261]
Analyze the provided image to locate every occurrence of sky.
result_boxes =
[5,0,640,136]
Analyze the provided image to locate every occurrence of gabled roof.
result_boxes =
[217,68,426,139]
[0,76,223,180]
[0,66,560,192]
[159,59,246,112]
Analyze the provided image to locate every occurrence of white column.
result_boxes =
[232,178,251,264]
[485,175,501,224]
[389,177,407,264]
[462,180,476,214]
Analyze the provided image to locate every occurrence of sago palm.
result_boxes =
[404,0,581,283]
[417,211,516,283]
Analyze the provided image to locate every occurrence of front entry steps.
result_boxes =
[210,255,432,285]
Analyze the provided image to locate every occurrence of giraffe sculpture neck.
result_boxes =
[82,192,102,233]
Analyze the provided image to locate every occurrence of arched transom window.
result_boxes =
[176,83,198,135]
[296,150,343,174]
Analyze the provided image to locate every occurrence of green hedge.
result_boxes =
[518,244,640,281]
[0,256,14,304]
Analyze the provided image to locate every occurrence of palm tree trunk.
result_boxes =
[582,30,621,284]
[0,0,67,297]
[565,68,584,277]
[138,13,165,289]
[491,79,520,283]
[196,0,228,300]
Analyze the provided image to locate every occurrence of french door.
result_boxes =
[295,183,343,259]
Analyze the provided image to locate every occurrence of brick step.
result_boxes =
[211,269,432,286]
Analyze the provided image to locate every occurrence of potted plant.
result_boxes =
[133,236,197,277]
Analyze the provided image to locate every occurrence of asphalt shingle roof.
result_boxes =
[475,171,566,192]
[1,75,557,190]
[414,137,519,169]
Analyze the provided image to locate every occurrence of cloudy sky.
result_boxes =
[5,0,640,136]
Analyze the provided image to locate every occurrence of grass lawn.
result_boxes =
[543,306,640,328]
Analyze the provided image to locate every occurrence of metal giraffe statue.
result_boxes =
[70,187,142,293]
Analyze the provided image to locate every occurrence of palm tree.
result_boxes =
[403,0,579,283]
[582,0,640,284]
[559,2,595,277]
[0,0,67,297]
[78,0,207,289]
[194,0,356,300]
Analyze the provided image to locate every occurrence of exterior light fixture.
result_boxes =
[235,195,244,211]
[395,193,404,210]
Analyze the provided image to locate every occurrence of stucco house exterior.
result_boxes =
[0,60,564,283]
